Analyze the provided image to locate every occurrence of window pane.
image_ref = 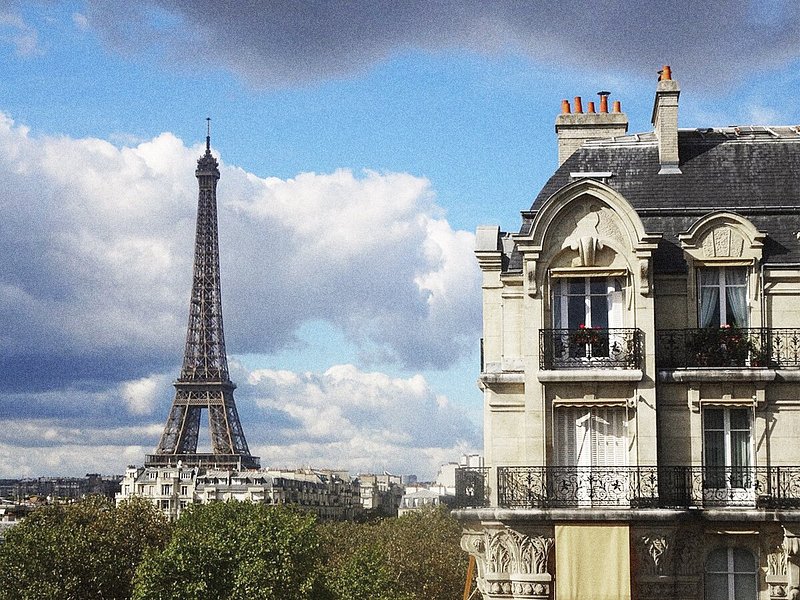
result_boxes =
[725,268,747,286]
[733,574,756,600]
[591,296,609,329]
[704,431,725,468]
[705,409,725,430]
[705,573,728,599]
[729,409,750,431]
[590,278,607,295]
[732,548,755,572]
[706,548,728,571]
[569,279,585,295]
[568,295,585,329]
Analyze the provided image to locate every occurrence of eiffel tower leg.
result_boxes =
[176,406,202,454]
[209,403,234,454]
[155,403,188,454]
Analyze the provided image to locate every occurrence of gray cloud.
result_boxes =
[81,0,800,90]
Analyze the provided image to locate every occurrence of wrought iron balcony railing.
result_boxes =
[454,466,490,508]
[451,466,800,510]
[539,328,643,370]
[657,327,800,369]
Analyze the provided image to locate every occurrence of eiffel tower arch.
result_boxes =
[146,128,259,470]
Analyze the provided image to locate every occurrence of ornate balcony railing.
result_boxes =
[657,327,800,369]
[491,466,800,509]
[454,467,491,508]
[539,328,643,370]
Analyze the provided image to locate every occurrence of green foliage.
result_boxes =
[319,506,468,600]
[132,501,323,600]
[0,495,170,600]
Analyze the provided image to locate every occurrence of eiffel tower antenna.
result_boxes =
[147,124,259,469]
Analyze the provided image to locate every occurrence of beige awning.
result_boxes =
[555,524,631,600]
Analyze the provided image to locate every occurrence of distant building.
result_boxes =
[357,472,404,516]
[398,488,441,516]
[116,464,360,521]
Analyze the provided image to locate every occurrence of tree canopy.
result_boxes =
[0,495,170,600]
[132,501,323,600]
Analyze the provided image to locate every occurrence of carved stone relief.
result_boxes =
[701,226,745,258]
[461,526,553,599]
[549,201,626,267]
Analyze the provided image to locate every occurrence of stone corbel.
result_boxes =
[639,258,651,295]
[782,528,800,598]
[525,257,538,297]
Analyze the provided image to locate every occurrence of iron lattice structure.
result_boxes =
[148,135,259,470]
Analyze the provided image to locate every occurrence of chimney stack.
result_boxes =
[651,65,681,174]
[555,91,628,165]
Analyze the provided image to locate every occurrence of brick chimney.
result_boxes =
[651,65,681,174]
[555,91,628,165]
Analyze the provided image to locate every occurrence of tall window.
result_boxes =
[553,277,623,330]
[698,267,748,328]
[705,547,757,600]
[703,408,752,489]
[555,407,627,467]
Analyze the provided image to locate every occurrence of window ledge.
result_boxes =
[538,369,643,383]
[658,369,777,383]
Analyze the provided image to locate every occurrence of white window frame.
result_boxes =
[702,407,754,498]
[697,266,748,328]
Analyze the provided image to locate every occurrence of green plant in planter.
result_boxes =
[690,325,755,367]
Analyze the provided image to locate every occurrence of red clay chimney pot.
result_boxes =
[561,99,571,114]
[598,92,609,113]
[587,101,596,113]
[612,100,621,113]
[574,96,583,113]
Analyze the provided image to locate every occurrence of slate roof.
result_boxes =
[506,127,800,273]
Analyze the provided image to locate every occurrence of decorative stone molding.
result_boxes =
[461,525,553,599]
[679,211,765,264]
[637,532,673,576]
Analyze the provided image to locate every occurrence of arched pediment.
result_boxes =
[516,179,661,297]
[679,212,765,261]
[524,179,656,253]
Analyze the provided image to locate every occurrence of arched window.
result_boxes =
[705,547,757,600]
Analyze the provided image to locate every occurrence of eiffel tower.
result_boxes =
[146,124,259,470]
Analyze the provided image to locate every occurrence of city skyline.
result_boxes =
[2,1,800,479]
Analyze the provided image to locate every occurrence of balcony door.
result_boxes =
[703,407,754,504]
[698,267,748,328]
[552,277,623,360]
[554,407,628,505]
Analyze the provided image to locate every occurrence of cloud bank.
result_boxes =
[80,0,800,89]
[0,114,480,477]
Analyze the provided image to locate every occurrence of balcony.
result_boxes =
[454,466,800,510]
[539,328,643,370]
[454,466,490,508]
[657,327,800,369]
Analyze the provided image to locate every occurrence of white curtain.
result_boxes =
[725,268,748,327]
[699,269,720,327]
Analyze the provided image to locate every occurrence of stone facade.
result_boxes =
[455,67,800,600]
[116,465,360,521]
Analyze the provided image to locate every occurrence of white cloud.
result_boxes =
[0,10,41,57]
[121,375,166,415]
[243,364,479,479]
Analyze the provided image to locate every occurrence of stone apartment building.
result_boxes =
[117,464,360,521]
[455,67,800,600]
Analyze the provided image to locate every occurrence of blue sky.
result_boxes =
[2,0,800,478]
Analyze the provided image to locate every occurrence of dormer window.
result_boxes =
[698,267,747,328]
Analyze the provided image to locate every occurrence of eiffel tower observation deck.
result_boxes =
[146,126,259,470]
